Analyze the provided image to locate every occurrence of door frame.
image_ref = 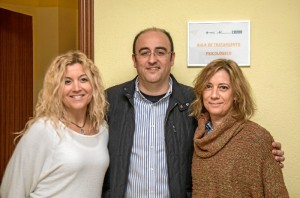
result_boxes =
[78,0,94,60]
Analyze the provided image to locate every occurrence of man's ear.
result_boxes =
[170,52,175,67]
[132,54,137,68]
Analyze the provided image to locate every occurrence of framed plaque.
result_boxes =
[188,21,250,66]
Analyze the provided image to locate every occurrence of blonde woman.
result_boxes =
[1,51,109,197]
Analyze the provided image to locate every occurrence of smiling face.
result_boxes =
[62,63,93,115]
[203,69,235,122]
[132,30,175,91]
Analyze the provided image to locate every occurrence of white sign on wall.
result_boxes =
[188,21,250,66]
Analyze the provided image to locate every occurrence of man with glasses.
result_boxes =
[102,27,285,197]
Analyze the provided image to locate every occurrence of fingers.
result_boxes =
[275,156,285,168]
[272,141,285,169]
[279,162,284,168]
[275,155,285,162]
[272,141,282,150]
[272,149,285,157]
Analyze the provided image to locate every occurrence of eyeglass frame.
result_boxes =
[133,48,174,58]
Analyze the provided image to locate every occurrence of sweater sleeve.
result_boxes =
[259,130,289,197]
[0,120,59,198]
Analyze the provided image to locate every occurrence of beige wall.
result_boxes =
[94,0,300,196]
[0,0,77,105]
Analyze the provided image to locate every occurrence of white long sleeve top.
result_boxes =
[0,118,109,198]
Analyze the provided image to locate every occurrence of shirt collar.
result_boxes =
[134,77,173,101]
[205,120,213,133]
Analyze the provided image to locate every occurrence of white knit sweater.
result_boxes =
[1,118,109,198]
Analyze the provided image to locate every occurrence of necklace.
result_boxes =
[70,118,87,135]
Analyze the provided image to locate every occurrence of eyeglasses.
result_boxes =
[134,49,173,58]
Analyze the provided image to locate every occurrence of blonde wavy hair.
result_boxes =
[17,50,107,138]
[190,58,256,121]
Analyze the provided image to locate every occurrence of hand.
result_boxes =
[272,141,285,168]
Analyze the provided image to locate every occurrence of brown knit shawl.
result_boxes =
[194,112,245,158]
